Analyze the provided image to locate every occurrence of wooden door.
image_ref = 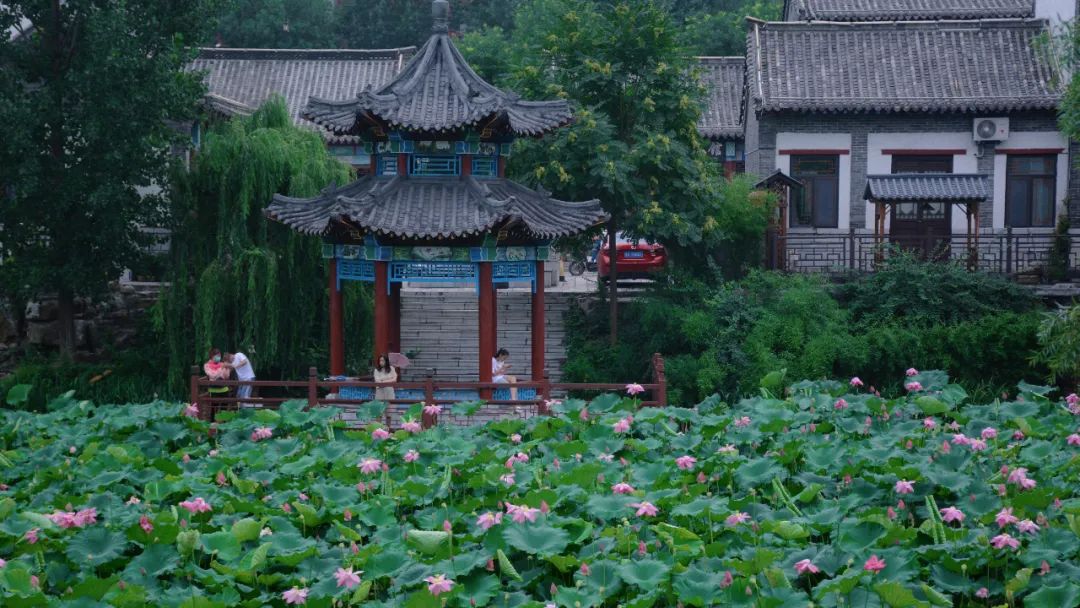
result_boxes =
[889,155,953,260]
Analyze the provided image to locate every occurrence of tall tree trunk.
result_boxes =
[57,287,76,359]
[608,218,618,346]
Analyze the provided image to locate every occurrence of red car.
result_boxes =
[597,234,667,282]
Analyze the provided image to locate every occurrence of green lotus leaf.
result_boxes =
[127,544,181,577]
[617,559,670,589]
[231,517,262,543]
[672,563,725,607]
[874,581,927,608]
[407,529,449,554]
[503,523,570,556]
[497,548,522,581]
[66,527,128,566]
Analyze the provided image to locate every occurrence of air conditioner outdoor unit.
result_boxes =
[973,117,1010,142]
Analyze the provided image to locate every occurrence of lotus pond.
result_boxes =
[2,370,1080,607]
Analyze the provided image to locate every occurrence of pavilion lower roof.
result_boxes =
[864,174,992,203]
[266,175,606,240]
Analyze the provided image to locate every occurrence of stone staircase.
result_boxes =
[399,288,584,382]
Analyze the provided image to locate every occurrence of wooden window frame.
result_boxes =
[1005,154,1056,228]
[789,154,840,229]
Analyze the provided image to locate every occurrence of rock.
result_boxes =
[74,320,97,350]
[25,299,58,321]
[27,321,59,346]
[0,311,14,344]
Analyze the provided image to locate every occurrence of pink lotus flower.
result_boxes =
[183,403,200,417]
[404,450,420,463]
[0,558,5,568]
[73,508,97,527]
[49,511,78,528]
[894,480,915,494]
[544,399,562,410]
[733,416,751,428]
[282,587,308,605]
[24,528,39,544]
[476,512,503,530]
[216,471,228,486]
[968,439,987,451]
[578,408,589,421]
[905,382,922,392]
[725,511,750,527]
[886,507,897,520]
[1020,477,1037,490]
[209,449,218,457]
[794,559,820,575]
[425,574,454,596]
[638,541,647,556]
[343,509,352,521]
[625,383,645,396]
[906,368,919,377]
[358,458,383,474]
[697,472,707,483]
[505,503,540,523]
[941,440,951,453]
[976,587,989,598]
[940,506,965,524]
[612,482,635,495]
[499,473,515,486]
[863,555,886,573]
[1068,434,1080,446]
[675,455,697,470]
[127,496,140,505]
[579,562,590,575]
[597,453,614,463]
[981,427,997,440]
[923,417,936,429]
[720,570,733,588]
[996,507,1019,528]
[1067,393,1079,408]
[850,377,864,387]
[371,428,391,441]
[1013,430,1025,440]
[717,444,738,454]
[1040,560,1050,575]
[834,398,847,410]
[631,502,659,517]
[613,417,632,433]
[179,497,212,514]
[510,433,522,444]
[402,419,422,433]
[335,567,362,589]
[422,403,442,417]
[991,533,1020,550]
[281,503,292,513]
[250,427,273,442]
[1017,519,1040,534]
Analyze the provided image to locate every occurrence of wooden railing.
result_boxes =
[189,353,667,427]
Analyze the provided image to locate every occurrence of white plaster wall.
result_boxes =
[992,131,1069,231]
[775,133,852,231]
[1036,0,1076,24]
[865,133,977,235]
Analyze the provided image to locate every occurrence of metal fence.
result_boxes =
[765,228,1080,277]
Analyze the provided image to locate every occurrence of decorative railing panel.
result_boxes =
[471,157,498,177]
[389,261,477,283]
[765,229,1080,278]
[410,155,460,176]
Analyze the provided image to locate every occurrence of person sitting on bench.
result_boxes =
[492,348,518,401]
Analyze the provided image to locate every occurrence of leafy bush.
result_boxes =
[2,375,1079,606]
[833,253,1039,324]
[1033,302,1080,388]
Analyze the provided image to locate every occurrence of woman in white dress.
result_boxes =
[373,354,397,402]
[492,348,518,400]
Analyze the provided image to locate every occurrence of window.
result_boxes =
[790,155,839,228]
[891,155,952,223]
[1006,155,1056,228]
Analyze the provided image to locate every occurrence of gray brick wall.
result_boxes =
[747,110,1073,228]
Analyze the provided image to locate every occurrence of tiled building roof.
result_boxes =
[747,19,1062,114]
[266,176,607,239]
[190,48,415,140]
[696,57,745,141]
[864,174,993,202]
[784,0,1035,21]
[303,13,571,136]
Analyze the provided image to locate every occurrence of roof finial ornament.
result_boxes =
[432,0,450,34]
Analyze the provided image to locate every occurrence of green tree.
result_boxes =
[215,0,336,49]
[681,0,782,56]
[158,98,370,390]
[0,0,219,357]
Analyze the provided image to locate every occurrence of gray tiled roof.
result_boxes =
[785,0,1035,21]
[697,57,744,140]
[304,31,572,136]
[747,19,1062,114]
[190,48,415,141]
[864,174,992,202]
[267,176,607,239]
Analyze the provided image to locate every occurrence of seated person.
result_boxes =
[492,348,518,401]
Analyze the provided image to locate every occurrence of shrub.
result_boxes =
[1032,302,1080,388]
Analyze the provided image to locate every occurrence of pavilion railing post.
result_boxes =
[190,365,205,420]
[848,227,856,269]
[1005,226,1013,275]
[652,353,667,407]
[539,372,552,415]
[422,369,436,429]
[307,367,318,409]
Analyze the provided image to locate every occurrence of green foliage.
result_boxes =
[833,253,1039,325]
[0,0,220,355]
[1033,302,1080,385]
[2,379,1080,605]
[216,0,336,48]
[679,0,783,56]
[1047,214,1073,283]
[333,0,524,49]
[158,98,369,390]
[566,265,1048,403]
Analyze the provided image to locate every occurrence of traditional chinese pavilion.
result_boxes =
[266,0,606,386]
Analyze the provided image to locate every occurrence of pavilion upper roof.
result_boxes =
[696,57,745,142]
[267,176,606,240]
[784,0,1035,21]
[303,0,572,137]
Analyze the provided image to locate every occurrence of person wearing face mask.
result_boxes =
[204,348,231,401]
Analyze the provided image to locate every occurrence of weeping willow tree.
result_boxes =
[158,97,373,390]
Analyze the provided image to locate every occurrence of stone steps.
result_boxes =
[399,290,583,383]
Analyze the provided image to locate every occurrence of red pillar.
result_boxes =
[389,282,402,355]
[373,261,390,361]
[478,262,495,398]
[328,258,345,376]
[531,261,545,381]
